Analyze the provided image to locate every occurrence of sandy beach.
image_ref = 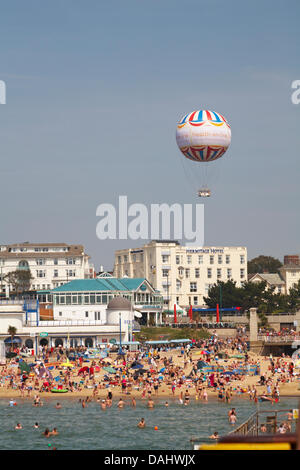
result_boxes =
[1,347,300,401]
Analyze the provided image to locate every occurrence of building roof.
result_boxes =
[0,243,86,258]
[51,277,155,293]
[250,273,285,285]
[280,264,300,271]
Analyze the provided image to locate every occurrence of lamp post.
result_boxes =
[119,312,122,355]
[219,283,223,323]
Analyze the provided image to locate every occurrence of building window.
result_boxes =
[195,268,200,278]
[178,267,184,276]
[162,269,169,277]
[162,255,169,263]
[85,311,89,318]
[190,282,197,292]
[36,270,46,278]
[240,255,245,264]
[36,259,45,265]
[66,269,76,277]
[59,311,62,316]
[66,258,76,265]
[198,255,203,264]
[218,255,222,264]
[54,269,58,277]
[207,268,212,278]
[133,254,136,262]
[187,255,192,265]
[185,268,190,278]
[226,255,230,264]
[217,268,222,279]
[176,255,180,265]
[54,258,58,265]
[240,268,245,279]
[193,296,198,305]
[118,256,121,263]
[227,268,232,279]
[124,255,128,263]
[176,279,181,292]
[209,255,214,265]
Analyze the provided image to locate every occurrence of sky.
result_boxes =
[0,0,299,270]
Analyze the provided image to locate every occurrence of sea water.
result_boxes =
[0,397,298,450]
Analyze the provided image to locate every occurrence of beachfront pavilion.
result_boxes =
[37,277,164,326]
[0,296,141,353]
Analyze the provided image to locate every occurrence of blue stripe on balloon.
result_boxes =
[211,111,222,122]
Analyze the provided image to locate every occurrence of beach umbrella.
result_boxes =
[131,364,143,369]
[78,366,89,375]
[61,361,75,368]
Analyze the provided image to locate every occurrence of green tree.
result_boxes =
[285,280,300,312]
[248,255,282,274]
[7,325,17,350]
[4,269,33,296]
[203,280,242,309]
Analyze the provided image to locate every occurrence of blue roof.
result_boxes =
[51,278,151,293]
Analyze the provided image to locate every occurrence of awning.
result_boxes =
[169,339,191,343]
[4,336,22,344]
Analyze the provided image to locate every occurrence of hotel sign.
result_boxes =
[39,332,48,337]
[186,248,224,254]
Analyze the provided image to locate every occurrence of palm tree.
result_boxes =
[7,325,17,351]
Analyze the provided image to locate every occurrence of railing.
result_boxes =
[25,320,107,327]
[229,409,298,436]
[229,411,258,436]
[258,335,300,343]
[24,319,141,330]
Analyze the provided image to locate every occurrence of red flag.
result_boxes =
[174,304,177,324]
[189,305,193,321]
[216,304,220,323]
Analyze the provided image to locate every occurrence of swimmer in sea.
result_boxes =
[138,418,146,428]
[165,401,169,407]
[15,423,22,430]
[147,398,154,408]
[51,428,59,436]
[55,402,61,409]
[228,408,237,425]
[209,432,219,440]
[101,400,106,410]
[118,398,125,408]
[34,422,39,429]
[43,428,51,437]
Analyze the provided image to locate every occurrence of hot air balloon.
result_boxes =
[176,109,231,197]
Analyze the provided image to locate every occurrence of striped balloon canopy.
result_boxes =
[176,109,231,162]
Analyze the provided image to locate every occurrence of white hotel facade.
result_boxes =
[114,241,247,310]
[0,242,95,295]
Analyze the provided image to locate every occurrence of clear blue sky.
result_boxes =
[0,0,299,269]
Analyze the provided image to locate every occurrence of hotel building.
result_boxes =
[113,240,247,310]
[0,242,95,295]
